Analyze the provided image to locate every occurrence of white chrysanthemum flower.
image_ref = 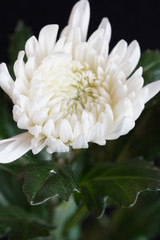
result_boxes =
[0,0,160,163]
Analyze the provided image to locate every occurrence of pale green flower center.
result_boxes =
[30,53,107,117]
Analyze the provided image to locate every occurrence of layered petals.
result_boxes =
[0,0,160,163]
[68,0,90,41]
[0,63,14,100]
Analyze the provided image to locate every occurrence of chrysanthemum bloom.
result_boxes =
[0,0,160,163]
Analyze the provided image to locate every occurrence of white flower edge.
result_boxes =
[0,133,32,163]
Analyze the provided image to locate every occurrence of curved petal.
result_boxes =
[46,137,69,153]
[0,63,14,100]
[14,51,25,78]
[122,40,141,76]
[88,123,105,143]
[31,137,46,155]
[88,29,109,57]
[109,40,127,64]
[132,97,145,120]
[127,67,144,93]
[25,36,39,58]
[68,0,90,41]
[61,27,81,54]
[114,98,133,120]
[142,80,160,104]
[38,25,59,57]
[56,119,73,143]
[88,18,111,57]
[72,134,88,149]
[0,132,32,163]
[98,18,112,43]
[107,117,135,140]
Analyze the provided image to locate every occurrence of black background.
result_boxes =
[0,0,160,62]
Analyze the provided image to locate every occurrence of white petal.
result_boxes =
[14,76,29,95]
[38,25,59,57]
[46,137,69,153]
[132,97,145,120]
[13,105,22,122]
[127,67,144,93]
[122,40,141,76]
[81,110,91,137]
[17,113,31,129]
[54,37,66,52]
[25,56,38,78]
[73,121,82,138]
[68,0,90,40]
[14,51,25,78]
[17,95,28,110]
[31,137,46,154]
[0,132,32,163]
[114,98,133,119]
[32,108,49,125]
[128,76,144,93]
[72,134,88,149]
[56,119,73,143]
[25,36,38,58]
[0,63,14,100]
[67,28,81,49]
[88,123,104,143]
[60,27,81,54]
[43,119,55,137]
[107,117,135,140]
[88,29,109,57]
[98,17,112,43]
[98,104,113,136]
[111,82,127,102]
[142,80,160,104]
[74,42,87,62]
[29,125,42,139]
[109,40,127,64]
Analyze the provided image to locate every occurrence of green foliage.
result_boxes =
[0,206,53,240]
[107,192,160,240]
[138,50,160,106]
[138,50,160,85]
[0,89,19,139]
[78,160,160,217]
[18,161,79,205]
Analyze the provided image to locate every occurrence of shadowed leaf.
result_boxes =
[79,160,160,217]
[18,161,79,205]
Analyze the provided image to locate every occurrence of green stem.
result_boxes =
[63,203,89,234]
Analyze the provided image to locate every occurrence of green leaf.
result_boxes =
[128,102,160,161]
[0,90,20,139]
[138,50,160,106]
[18,161,79,205]
[138,50,160,84]
[0,206,52,240]
[79,160,160,217]
[108,192,160,240]
[0,163,27,207]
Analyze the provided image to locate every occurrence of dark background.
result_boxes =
[0,0,160,62]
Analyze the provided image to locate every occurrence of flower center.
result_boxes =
[30,53,107,117]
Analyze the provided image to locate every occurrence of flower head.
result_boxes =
[0,0,160,163]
